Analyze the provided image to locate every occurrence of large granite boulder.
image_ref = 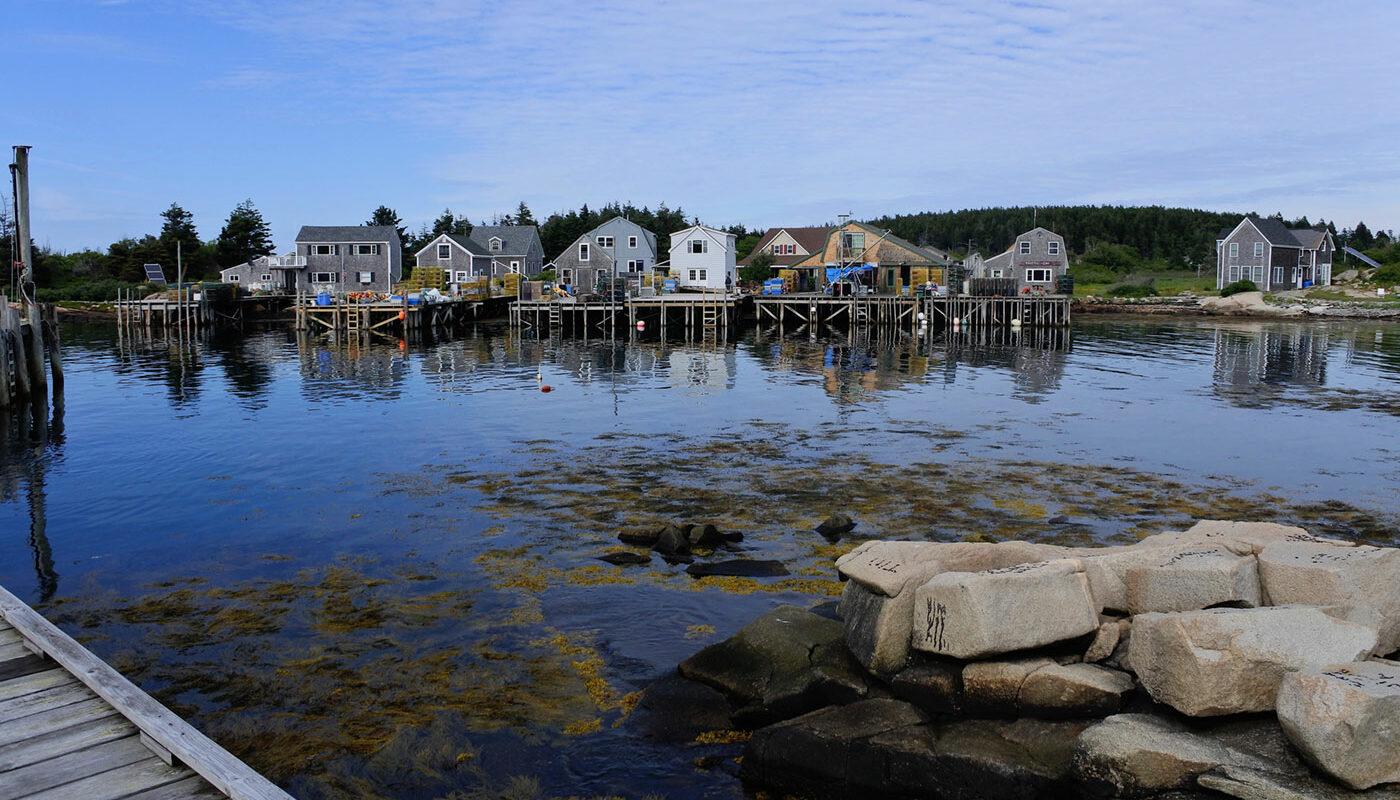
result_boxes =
[1138,520,1352,555]
[1073,713,1238,796]
[1276,662,1400,790]
[1131,606,1379,716]
[912,559,1100,660]
[1019,662,1137,718]
[1123,546,1261,614]
[1259,542,1400,654]
[836,540,1066,675]
[678,604,876,727]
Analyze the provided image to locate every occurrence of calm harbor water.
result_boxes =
[3,316,1400,799]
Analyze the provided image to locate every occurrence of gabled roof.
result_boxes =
[296,225,400,244]
[413,233,487,258]
[668,224,734,253]
[1230,217,1331,250]
[468,225,539,255]
[791,221,950,268]
[739,226,835,266]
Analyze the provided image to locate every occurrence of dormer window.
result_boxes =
[489,238,503,252]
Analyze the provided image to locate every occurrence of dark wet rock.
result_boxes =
[1196,764,1400,800]
[809,600,841,621]
[742,701,1086,800]
[653,524,691,556]
[720,530,744,543]
[628,673,733,742]
[685,559,789,578]
[687,523,724,547]
[740,698,928,797]
[815,513,857,537]
[1048,515,1071,524]
[618,525,661,546]
[660,553,694,565]
[1071,713,1277,797]
[596,551,651,566]
[890,659,964,715]
[678,604,877,728]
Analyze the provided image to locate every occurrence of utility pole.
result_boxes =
[12,145,48,400]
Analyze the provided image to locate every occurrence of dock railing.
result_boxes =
[0,584,295,800]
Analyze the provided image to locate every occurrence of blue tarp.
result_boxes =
[825,263,875,284]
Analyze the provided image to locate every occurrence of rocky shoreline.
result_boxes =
[1076,290,1400,320]
[636,520,1400,799]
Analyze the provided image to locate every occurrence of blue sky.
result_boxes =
[8,0,1400,254]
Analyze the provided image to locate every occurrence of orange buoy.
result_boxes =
[398,311,406,320]
[541,385,553,393]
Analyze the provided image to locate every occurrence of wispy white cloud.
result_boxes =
[10,0,1400,250]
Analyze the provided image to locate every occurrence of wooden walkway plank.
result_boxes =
[1,733,153,796]
[0,655,49,685]
[0,681,91,724]
[0,627,23,648]
[124,775,227,800]
[0,697,121,749]
[0,586,293,800]
[19,750,194,800]
[0,668,75,702]
[0,641,34,663]
[0,711,135,772]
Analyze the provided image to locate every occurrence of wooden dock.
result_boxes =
[512,291,742,337]
[0,585,292,800]
[294,294,508,335]
[753,293,1071,333]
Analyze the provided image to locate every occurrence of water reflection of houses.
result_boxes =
[297,334,409,399]
[940,327,1070,402]
[1212,323,1328,396]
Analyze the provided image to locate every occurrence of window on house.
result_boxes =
[1025,268,1052,283]
[438,244,451,259]
[357,271,375,283]
[1272,266,1283,284]
[628,236,638,248]
[1048,241,1060,255]
[1253,266,1265,282]
[689,239,707,254]
[561,269,573,285]
[991,269,1004,278]
[1254,242,1264,258]
[313,245,336,256]
[579,242,590,261]
[597,236,614,248]
[627,259,644,271]
[455,271,470,282]
[311,272,336,283]
[229,274,240,282]
[687,269,707,282]
[841,232,865,251]
[1019,242,1031,255]
[1298,250,1309,265]
[353,244,378,255]
[1229,265,1240,282]
[259,273,272,281]
[490,238,503,252]
[1229,242,1239,258]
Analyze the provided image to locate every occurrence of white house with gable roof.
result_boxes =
[668,224,736,291]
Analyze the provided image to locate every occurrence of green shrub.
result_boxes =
[1068,263,1117,285]
[37,279,146,302]
[1106,283,1158,298]
[1220,279,1258,297]
[1373,264,1400,285]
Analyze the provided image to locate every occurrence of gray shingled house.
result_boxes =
[1216,217,1334,291]
[548,218,658,293]
[980,227,1069,293]
[468,226,545,276]
[294,225,403,294]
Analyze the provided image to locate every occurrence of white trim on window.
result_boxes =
[489,237,503,252]
[313,244,336,256]
[1025,268,1052,282]
[455,271,470,282]
[357,271,375,283]
[353,244,378,256]
[310,271,337,283]
[628,235,637,248]
[228,274,241,282]
[1048,241,1060,255]
[579,242,590,261]
[437,243,451,260]
[689,239,707,254]
[597,236,614,248]
[1253,242,1264,258]
[1019,241,1031,255]
[1229,242,1239,258]
[259,273,272,281]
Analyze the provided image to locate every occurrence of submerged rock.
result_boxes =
[685,559,789,578]
[596,551,651,566]
[815,513,857,537]
[678,604,875,727]
[652,524,691,556]
[629,673,734,741]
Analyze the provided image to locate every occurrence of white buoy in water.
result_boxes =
[536,368,543,382]
[1011,318,1022,328]
[917,312,926,323]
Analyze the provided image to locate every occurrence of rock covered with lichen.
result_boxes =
[656,519,1400,798]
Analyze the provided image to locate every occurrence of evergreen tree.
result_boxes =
[514,201,537,228]
[158,202,202,277]
[431,208,471,237]
[215,200,274,266]
[366,205,408,243]
[1352,221,1374,250]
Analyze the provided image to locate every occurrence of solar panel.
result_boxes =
[143,263,168,285]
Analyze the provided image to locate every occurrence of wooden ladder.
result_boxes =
[701,294,719,328]
[548,303,561,328]
[346,298,362,333]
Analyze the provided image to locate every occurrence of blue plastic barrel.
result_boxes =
[316,292,331,306]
